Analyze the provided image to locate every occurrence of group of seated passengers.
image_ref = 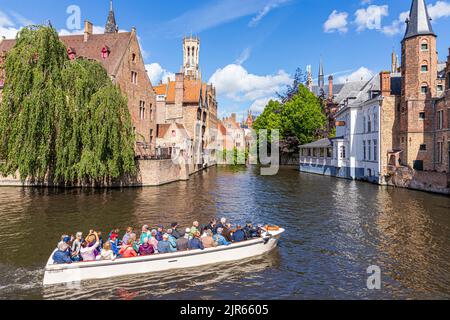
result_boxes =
[52,218,262,264]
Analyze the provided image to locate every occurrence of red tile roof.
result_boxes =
[0,32,133,77]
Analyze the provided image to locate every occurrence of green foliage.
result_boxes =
[217,148,248,166]
[0,25,136,184]
[253,84,326,146]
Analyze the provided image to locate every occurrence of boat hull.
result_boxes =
[43,229,284,286]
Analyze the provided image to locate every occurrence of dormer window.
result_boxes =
[67,47,76,60]
[101,46,110,59]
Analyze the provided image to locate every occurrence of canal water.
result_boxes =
[0,166,449,300]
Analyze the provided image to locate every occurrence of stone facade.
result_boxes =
[152,36,218,172]
[0,159,189,187]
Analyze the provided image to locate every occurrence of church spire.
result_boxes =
[318,58,324,89]
[404,0,435,40]
[105,0,118,34]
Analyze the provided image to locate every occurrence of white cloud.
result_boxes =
[209,64,291,102]
[0,10,24,39]
[250,96,276,113]
[382,1,450,36]
[209,64,291,114]
[428,1,450,20]
[249,0,289,27]
[324,10,349,33]
[145,63,175,85]
[163,0,287,36]
[337,67,374,84]
[354,5,389,32]
[235,47,252,65]
[381,10,409,36]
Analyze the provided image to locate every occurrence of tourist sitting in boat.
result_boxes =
[108,228,120,241]
[53,242,73,264]
[176,231,189,251]
[166,229,178,252]
[139,225,151,244]
[149,229,159,252]
[157,234,173,253]
[155,225,164,241]
[244,222,259,239]
[222,223,233,242]
[80,231,100,262]
[232,225,247,243]
[96,241,115,261]
[189,221,200,238]
[119,239,138,258]
[122,227,133,246]
[217,217,227,231]
[138,237,154,256]
[171,222,182,239]
[207,218,218,234]
[188,232,204,250]
[129,233,140,253]
[71,232,83,262]
[202,229,218,248]
[213,228,230,246]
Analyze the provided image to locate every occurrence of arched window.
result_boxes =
[421,40,429,51]
[421,83,429,94]
[421,60,428,73]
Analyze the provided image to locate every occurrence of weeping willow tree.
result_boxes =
[0,25,136,185]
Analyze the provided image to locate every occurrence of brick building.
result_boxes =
[0,1,157,158]
[434,49,450,173]
[399,0,448,172]
[153,36,218,171]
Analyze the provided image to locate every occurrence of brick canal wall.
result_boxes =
[0,159,191,187]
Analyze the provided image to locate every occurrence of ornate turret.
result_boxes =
[403,0,435,40]
[105,0,118,34]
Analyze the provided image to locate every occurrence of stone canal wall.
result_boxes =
[383,166,450,195]
[0,159,192,188]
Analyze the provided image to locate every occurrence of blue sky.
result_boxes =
[1,0,450,120]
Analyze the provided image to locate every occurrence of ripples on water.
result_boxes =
[0,166,449,299]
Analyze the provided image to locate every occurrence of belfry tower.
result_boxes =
[183,35,201,80]
[400,0,438,170]
[105,0,118,33]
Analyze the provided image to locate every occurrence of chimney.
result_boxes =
[84,21,93,42]
[175,73,184,108]
[231,113,236,123]
[380,71,391,96]
[328,75,334,99]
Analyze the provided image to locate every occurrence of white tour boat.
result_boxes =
[43,227,285,286]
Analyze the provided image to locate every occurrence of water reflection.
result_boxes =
[0,166,449,299]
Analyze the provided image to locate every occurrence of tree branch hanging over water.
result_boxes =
[0,25,136,185]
